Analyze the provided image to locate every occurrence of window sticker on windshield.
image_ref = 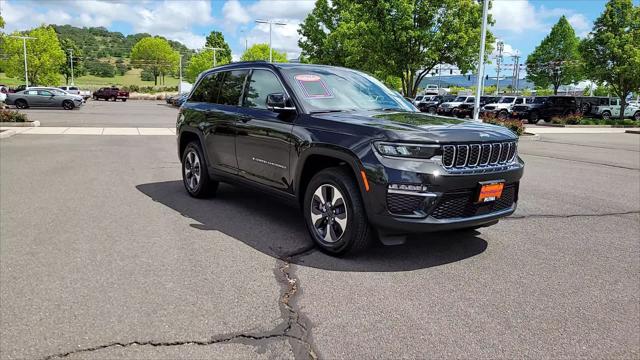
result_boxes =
[294,74,333,98]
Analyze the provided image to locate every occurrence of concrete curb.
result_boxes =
[0,121,41,127]
[0,129,17,139]
[625,130,640,134]
[519,133,540,141]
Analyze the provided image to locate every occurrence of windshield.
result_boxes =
[465,97,475,103]
[533,97,547,104]
[282,67,415,113]
[415,96,423,101]
[453,96,467,102]
[499,97,515,103]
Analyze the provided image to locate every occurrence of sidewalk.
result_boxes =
[0,127,175,136]
[525,126,640,134]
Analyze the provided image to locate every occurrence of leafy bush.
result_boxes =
[550,112,583,125]
[481,113,524,136]
[0,109,29,122]
[86,61,116,77]
[121,85,178,94]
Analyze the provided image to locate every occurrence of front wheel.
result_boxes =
[601,111,611,120]
[497,110,508,119]
[181,141,218,198]
[303,167,372,256]
[121,98,127,102]
[427,107,436,114]
[62,100,75,110]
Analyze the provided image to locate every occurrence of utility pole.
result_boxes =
[255,19,286,62]
[511,54,520,92]
[67,48,75,85]
[495,41,504,95]
[10,35,37,88]
[178,54,183,93]
[472,0,489,122]
[240,29,248,53]
[204,47,224,67]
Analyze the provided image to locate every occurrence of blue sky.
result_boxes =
[1,0,636,76]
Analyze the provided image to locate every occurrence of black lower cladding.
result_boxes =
[430,184,517,219]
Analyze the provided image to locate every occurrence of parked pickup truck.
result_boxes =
[59,86,91,100]
[93,87,129,101]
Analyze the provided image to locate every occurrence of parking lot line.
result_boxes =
[138,128,174,135]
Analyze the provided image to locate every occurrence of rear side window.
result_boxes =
[190,72,221,103]
[218,70,249,106]
[243,69,285,109]
[70,87,78,91]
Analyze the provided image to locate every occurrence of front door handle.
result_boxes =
[238,116,251,123]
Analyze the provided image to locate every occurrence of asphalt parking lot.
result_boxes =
[1,103,639,359]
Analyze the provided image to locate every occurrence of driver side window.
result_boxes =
[37,90,52,96]
[243,69,285,109]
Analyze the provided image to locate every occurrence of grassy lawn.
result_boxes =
[1,69,179,89]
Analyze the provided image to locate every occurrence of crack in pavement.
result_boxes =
[41,253,318,360]
[505,210,640,220]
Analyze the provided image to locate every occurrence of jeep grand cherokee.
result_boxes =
[177,62,524,256]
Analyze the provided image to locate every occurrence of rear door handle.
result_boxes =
[239,115,251,123]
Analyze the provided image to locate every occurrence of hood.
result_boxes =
[311,111,518,143]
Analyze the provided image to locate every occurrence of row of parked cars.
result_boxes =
[414,94,640,122]
[0,86,130,110]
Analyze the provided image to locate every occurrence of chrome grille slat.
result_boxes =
[441,141,518,173]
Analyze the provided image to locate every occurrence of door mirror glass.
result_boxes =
[266,93,295,112]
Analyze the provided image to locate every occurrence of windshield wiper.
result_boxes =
[309,109,354,114]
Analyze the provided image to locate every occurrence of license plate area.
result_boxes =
[477,181,504,203]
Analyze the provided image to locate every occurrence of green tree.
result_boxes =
[59,38,86,84]
[0,15,5,73]
[299,0,493,97]
[184,49,230,83]
[130,37,179,85]
[205,31,232,64]
[240,43,287,62]
[526,16,583,95]
[580,0,640,120]
[4,26,65,86]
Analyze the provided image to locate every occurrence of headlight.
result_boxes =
[374,142,439,159]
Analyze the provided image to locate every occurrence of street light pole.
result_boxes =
[496,41,504,95]
[68,48,75,85]
[255,19,286,62]
[473,0,489,122]
[178,54,183,93]
[10,36,37,88]
[204,47,225,67]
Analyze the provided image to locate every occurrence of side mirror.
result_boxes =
[266,93,295,113]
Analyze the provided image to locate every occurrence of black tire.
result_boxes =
[497,110,508,119]
[122,98,127,102]
[62,100,75,110]
[181,141,218,198]
[634,111,640,121]
[110,96,116,101]
[529,111,539,123]
[601,111,611,120]
[427,107,436,114]
[15,99,28,109]
[303,167,372,256]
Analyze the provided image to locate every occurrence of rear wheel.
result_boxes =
[633,111,639,121]
[601,111,611,120]
[110,96,116,101]
[15,99,28,109]
[497,110,508,119]
[62,100,75,110]
[303,167,372,256]
[427,107,436,114]
[181,141,218,198]
[122,98,127,102]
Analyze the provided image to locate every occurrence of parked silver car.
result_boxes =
[5,87,84,110]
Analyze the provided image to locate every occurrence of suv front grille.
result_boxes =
[442,141,517,173]
[430,184,516,219]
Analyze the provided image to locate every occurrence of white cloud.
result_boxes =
[491,0,591,36]
[247,21,302,59]
[491,40,520,57]
[248,0,315,21]
[0,0,214,49]
[223,0,250,27]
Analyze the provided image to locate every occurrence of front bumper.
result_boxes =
[361,153,524,235]
[437,107,454,115]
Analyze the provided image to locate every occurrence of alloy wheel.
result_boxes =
[310,184,348,243]
[183,150,201,192]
